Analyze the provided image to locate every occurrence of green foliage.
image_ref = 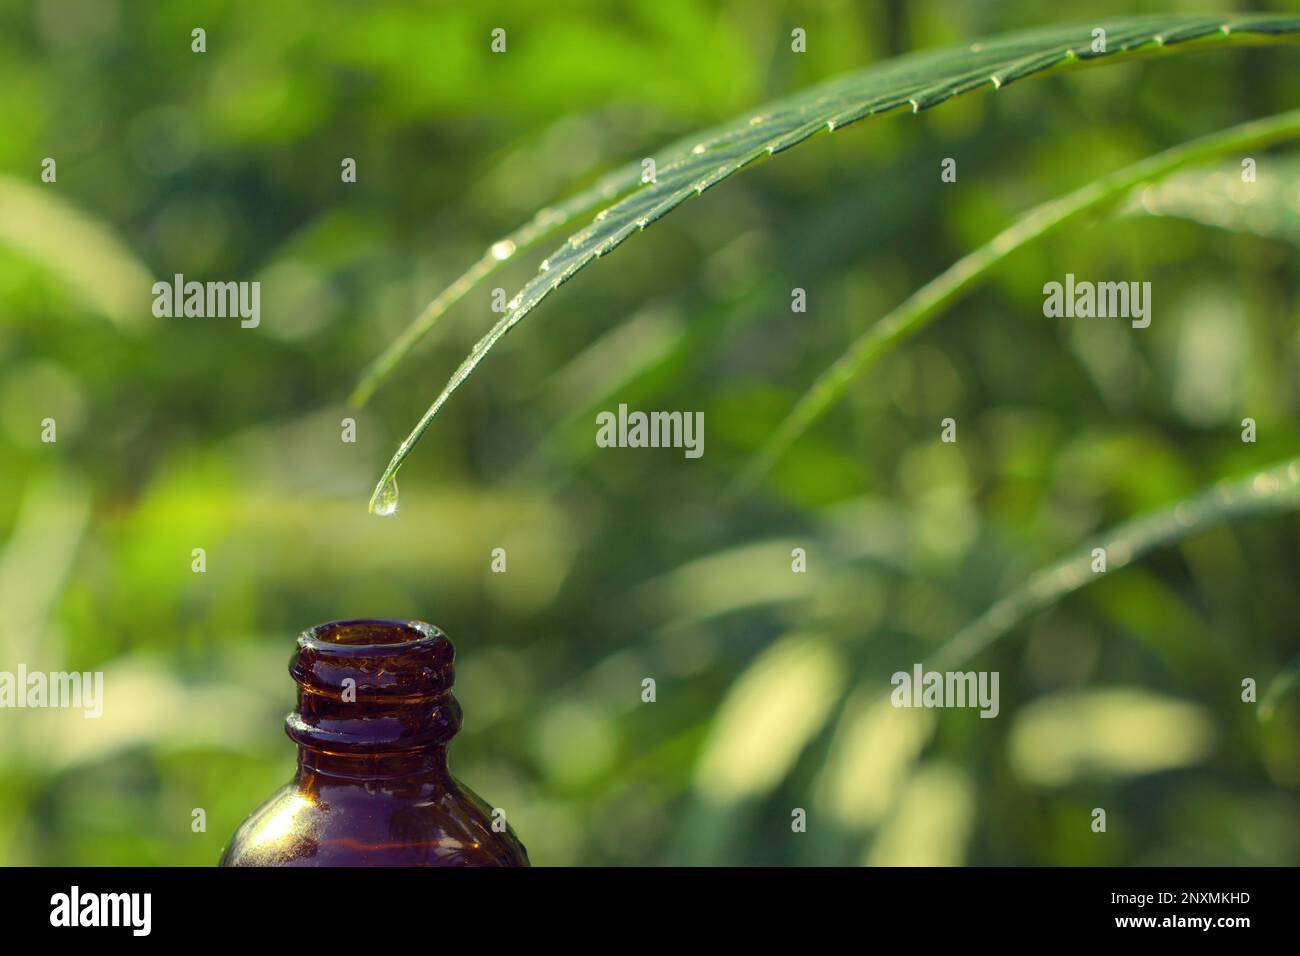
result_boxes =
[1130,156,1300,245]
[0,176,153,327]
[362,14,1300,510]
[933,454,1300,671]
[4,2,1300,867]
[739,112,1300,489]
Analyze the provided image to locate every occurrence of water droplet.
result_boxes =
[540,259,551,271]
[371,478,399,517]
[490,240,516,261]
[691,143,706,154]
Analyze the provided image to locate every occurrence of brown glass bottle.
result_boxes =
[220,619,529,866]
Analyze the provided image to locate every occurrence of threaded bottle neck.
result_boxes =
[285,619,462,755]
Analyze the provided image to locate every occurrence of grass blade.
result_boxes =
[929,456,1300,672]
[1260,652,1300,720]
[809,457,1300,738]
[348,164,638,408]
[1128,155,1300,246]
[0,176,153,329]
[367,15,1300,511]
[736,109,1300,493]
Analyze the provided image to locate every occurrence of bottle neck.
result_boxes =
[284,619,462,782]
[296,745,451,782]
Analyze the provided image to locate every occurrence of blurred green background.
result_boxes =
[2,0,1299,866]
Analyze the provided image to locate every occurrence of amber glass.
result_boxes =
[220,619,529,866]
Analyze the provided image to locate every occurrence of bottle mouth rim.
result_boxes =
[288,619,460,752]
[298,618,446,655]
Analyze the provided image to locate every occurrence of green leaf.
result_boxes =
[1128,155,1300,246]
[692,633,847,805]
[364,13,1300,512]
[1260,652,1300,719]
[928,455,1300,672]
[347,168,631,408]
[0,176,153,329]
[737,109,1300,492]
[793,456,1300,753]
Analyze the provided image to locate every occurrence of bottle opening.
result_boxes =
[304,618,440,649]
[293,619,455,686]
[287,619,461,753]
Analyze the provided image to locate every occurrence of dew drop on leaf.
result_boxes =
[370,477,399,517]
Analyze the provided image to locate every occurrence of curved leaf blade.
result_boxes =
[1260,651,1300,719]
[1128,155,1300,246]
[0,176,154,329]
[348,163,637,408]
[737,109,1300,492]
[929,456,1300,671]
[368,14,1300,511]
[816,456,1300,738]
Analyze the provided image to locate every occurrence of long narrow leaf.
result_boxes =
[1260,651,1300,719]
[737,109,1300,492]
[366,14,1300,512]
[812,456,1300,734]
[929,456,1300,672]
[1128,156,1300,245]
[0,176,153,329]
[348,163,635,408]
